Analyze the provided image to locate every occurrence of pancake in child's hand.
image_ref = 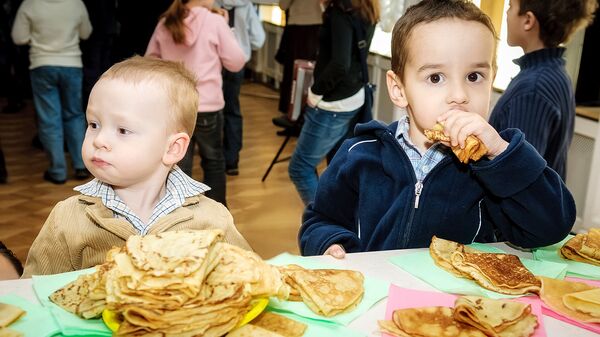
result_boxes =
[251,312,306,337]
[429,236,481,278]
[450,251,541,295]
[424,123,488,163]
[563,288,600,318]
[226,324,284,337]
[0,328,23,337]
[393,306,487,337]
[0,303,25,327]
[539,276,600,323]
[454,296,537,337]
[286,269,364,317]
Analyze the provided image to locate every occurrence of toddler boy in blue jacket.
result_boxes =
[299,0,576,258]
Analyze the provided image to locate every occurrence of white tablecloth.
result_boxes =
[0,245,595,336]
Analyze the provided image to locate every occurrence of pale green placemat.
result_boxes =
[267,253,388,326]
[389,243,568,299]
[533,235,600,280]
[265,309,366,337]
[0,294,60,337]
[32,268,111,337]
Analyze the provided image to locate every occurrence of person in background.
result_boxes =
[288,0,379,206]
[216,0,265,176]
[276,0,322,115]
[299,0,575,258]
[489,0,598,180]
[22,57,250,277]
[11,0,92,184]
[146,0,246,206]
[0,241,22,280]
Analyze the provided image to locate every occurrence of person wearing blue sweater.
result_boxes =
[299,0,576,258]
[489,0,598,180]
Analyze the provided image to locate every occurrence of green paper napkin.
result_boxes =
[267,253,389,326]
[533,235,600,280]
[0,294,60,337]
[32,268,111,337]
[389,243,568,299]
[264,309,366,337]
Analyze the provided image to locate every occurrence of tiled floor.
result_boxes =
[0,83,306,266]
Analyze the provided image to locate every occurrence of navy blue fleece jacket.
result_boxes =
[299,121,576,255]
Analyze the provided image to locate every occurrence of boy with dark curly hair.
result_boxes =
[489,0,598,180]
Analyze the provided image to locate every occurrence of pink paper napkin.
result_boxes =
[537,277,600,334]
[382,285,546,337]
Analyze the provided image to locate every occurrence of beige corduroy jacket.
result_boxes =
[22,194,251,278]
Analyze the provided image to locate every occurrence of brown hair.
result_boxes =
[518,0,598,47]
[391,0,498,80]
[162,0,190,44]
[99,56,199,136]
[326,0,380,25]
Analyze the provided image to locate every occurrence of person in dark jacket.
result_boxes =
[489,0,597,181]
[288,0,379,205]
[300,0,575,258]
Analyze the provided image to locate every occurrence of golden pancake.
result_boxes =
[0,328,23,337]
[393,306,487,337]
[252,312,306,337]
[226,324,285,337]
[287,269,364,317]
[277,265,305,301]
[539,276,600,323]
[425,123,488,163]
[560,234,600,266]
[378,319,410,337]
[580,229,600,261]
[49,264,108,319]
[0,303,25,328]
[429,236,481,278]
[562,288,600,318]
[451,252,541,295]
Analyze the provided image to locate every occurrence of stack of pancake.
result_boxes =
[539,277,600,324]
[429,236,541,295]
[560,228,600,266]
[49,230,288,336]
[378,296,538,337]
[277,264,365,317]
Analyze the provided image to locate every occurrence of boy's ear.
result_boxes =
[522,11,538,31]
[163,132,190,166]
[386,70,408,108]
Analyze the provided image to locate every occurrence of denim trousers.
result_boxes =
[288,105,360,205]
[30,66,86,181]
[222,68,244,169]
[180,111,227,206]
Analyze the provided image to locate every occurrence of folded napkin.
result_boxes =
[0,294,59,337]
[533,235,600,280]
[32,268,111,337]
[382,285,547,337]
[265,309,366,337]
[267,253,389,326]
[389,243,567,299]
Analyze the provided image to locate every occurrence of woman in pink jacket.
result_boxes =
[146,0,245,206]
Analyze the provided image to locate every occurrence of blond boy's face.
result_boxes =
[82,78,173,188]
[388,18,495,144]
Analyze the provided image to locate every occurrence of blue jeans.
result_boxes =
[180,111,227,206]
[222,68,244,169]
[30,66,86,181]
[289,106,360,205]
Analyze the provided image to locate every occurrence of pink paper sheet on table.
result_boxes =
[537,277,600,334]
[382,285,547,337]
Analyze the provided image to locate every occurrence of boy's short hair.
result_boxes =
[98,56,199,136]
[391,0,498,80]
[519,0,598,47]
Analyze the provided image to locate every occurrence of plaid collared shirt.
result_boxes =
[74,166,210,235]
[395,115,449,182]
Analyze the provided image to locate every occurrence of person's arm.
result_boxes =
[10,1,31,45]
[247,4,265,50]
[473,129,575,248]
[497,92,560,157]
[78,1,93,40]
[310,9,353,97]
[299,141,362,256]
[216,16,246,72]
[21,202,74,278]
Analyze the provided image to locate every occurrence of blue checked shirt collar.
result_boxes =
[395,115,449,181]
[74,166,210,235]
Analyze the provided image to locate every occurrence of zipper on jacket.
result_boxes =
[414,180,423,208]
